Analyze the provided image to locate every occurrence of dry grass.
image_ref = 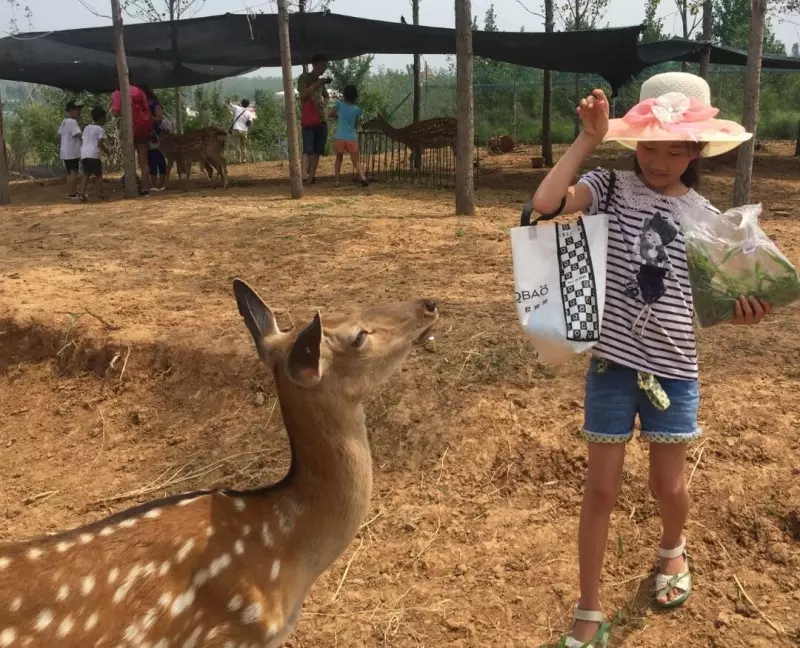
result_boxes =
[0,143,798,647]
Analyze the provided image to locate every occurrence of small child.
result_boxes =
[329,85,368,187]
[78,106,108,202]
[57,100,83,200]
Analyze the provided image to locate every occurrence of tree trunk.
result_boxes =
[412,0,421,124]
[173,87,182,133]
[454,0,475,215]
[699,0,712,80]
[0,98,10,204]
[680,0,688,72]
[277,0,304,199]
[732,0,766,206]
[110,0,139,199]
[299,0,308,74]
[541,0,553,167]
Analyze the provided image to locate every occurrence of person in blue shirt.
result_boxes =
[329,85,369,187]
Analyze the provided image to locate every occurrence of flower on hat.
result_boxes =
[623,92,719,130]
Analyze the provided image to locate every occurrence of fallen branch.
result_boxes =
[733,574,785,636]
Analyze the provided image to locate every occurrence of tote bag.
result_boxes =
[509,172,615,365]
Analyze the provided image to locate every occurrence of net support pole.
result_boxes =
[454,0,475,215]
[277,0,304,199]
[110,0,139,199]
[0,98,10,204]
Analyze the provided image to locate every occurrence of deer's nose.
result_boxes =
[423,300,437,314]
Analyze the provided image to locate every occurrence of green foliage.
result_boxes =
[641,0,667,43]
[713,0,786,55]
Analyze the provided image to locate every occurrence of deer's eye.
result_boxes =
[352,330,369,348]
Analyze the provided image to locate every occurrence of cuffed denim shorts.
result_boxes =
[582,357,701,444]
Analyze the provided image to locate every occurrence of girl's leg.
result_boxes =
[350,149,368,182]
[334,152,344,184]
[573,442,626,643]
[648,443,689,604]
[79,172,89,196]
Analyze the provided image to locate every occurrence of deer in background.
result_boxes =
[160,126,229,191]
[362,113,457,169]
[0,279,439,647]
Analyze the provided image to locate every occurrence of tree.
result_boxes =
[412,0,422,128]
[542,0,554,166]
[732,0,766,206]
[712,0,786,54]
[455,0,475,215]
[675,0,702,71]
[699,0,712,80]
[557,0,608,136]
[641,0,667,42]
[111,0,139,198]
[276,0,303,198]
[122,0,207,133]
[0,98,10,204]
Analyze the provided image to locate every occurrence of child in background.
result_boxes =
[329,85,369,188]
[530,72,770,647]
[57,100,83,200]
[78,106,108,202]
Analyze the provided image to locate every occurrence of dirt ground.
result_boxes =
[1,142,799,648]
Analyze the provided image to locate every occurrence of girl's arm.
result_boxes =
[532,90,609,215]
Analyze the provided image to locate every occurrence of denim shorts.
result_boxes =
[302,123,328,156]
[583,357,701,444]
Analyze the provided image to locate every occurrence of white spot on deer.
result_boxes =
[176,539,195,563]
[242,524,251,537]
[143,562,157,577]
[266,620,280,637]
[0,558,9,570]
[170,587,196,618]
[84,613,98,631]
[99,526,114,537]
[79,533,94,544]
[144,509,161,519]
[233,498,246,511]
[269,560,280,582]
[241,602,261,625]
[0,628,17,647]
[34,609,53,631]
[205,526,215,538]
[182,625,203,648]
[261,523,273,548]
[56,615,74,638]
[56,585,70,602]
[81,575,96,596]
[153,640,168,648]
[56,541,73,553]
[9,597,21,613]
[142,608,158,632]
[108,568,119,584]
[193,569,209,588]
[227,595,242,612]
[113,565,142,604]
[234,540,244,555]
[208,553,232,578]
[206,626,221,640]
[273,505,293,534]
[26,548,42,561]
[118,518,136,529]
[158,593,173,609]
[222,642,234,648]
[178,496,202,507]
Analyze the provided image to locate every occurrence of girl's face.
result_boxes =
[635,141,699,189]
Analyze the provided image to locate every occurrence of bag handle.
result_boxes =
[520,169,617,228]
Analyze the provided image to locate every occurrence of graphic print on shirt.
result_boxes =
[628,211,680,306]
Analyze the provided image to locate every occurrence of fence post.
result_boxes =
[795,119,800,157]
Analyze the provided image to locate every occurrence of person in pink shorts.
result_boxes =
[329,85,368,188]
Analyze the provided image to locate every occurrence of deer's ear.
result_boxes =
[233,278,280,362]
[286,312,324,388]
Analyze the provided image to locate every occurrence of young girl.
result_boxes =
[531,72,771,647]
[329,84,369,188]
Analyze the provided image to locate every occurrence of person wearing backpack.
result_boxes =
[111,74,153,196]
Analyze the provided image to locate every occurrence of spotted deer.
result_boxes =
[160,126,229,190]
[0,279,439,648]
[362,113,457,168]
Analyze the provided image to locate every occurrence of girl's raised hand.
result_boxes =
[577,89,610,141]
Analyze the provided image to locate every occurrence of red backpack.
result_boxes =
[130,87,153,141]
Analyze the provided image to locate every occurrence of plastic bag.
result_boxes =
[680,203,800,327]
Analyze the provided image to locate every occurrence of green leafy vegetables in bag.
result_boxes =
[680,203,800,327]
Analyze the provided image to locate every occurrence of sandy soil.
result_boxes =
[1,142,798,647]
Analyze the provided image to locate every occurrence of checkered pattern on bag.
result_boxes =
[556,220,600,342]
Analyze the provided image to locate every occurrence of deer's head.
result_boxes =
[233,279,438,402]
[361,112,388,130]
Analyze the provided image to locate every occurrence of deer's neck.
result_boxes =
[276,390,373,562]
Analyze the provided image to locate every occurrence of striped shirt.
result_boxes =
[578,168,719,381]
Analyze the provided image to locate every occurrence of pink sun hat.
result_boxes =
[604,72,752,157]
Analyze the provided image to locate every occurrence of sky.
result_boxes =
[2,0,800,77]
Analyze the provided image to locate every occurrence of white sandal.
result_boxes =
[563,605,609,648]
[655,537,693,608]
